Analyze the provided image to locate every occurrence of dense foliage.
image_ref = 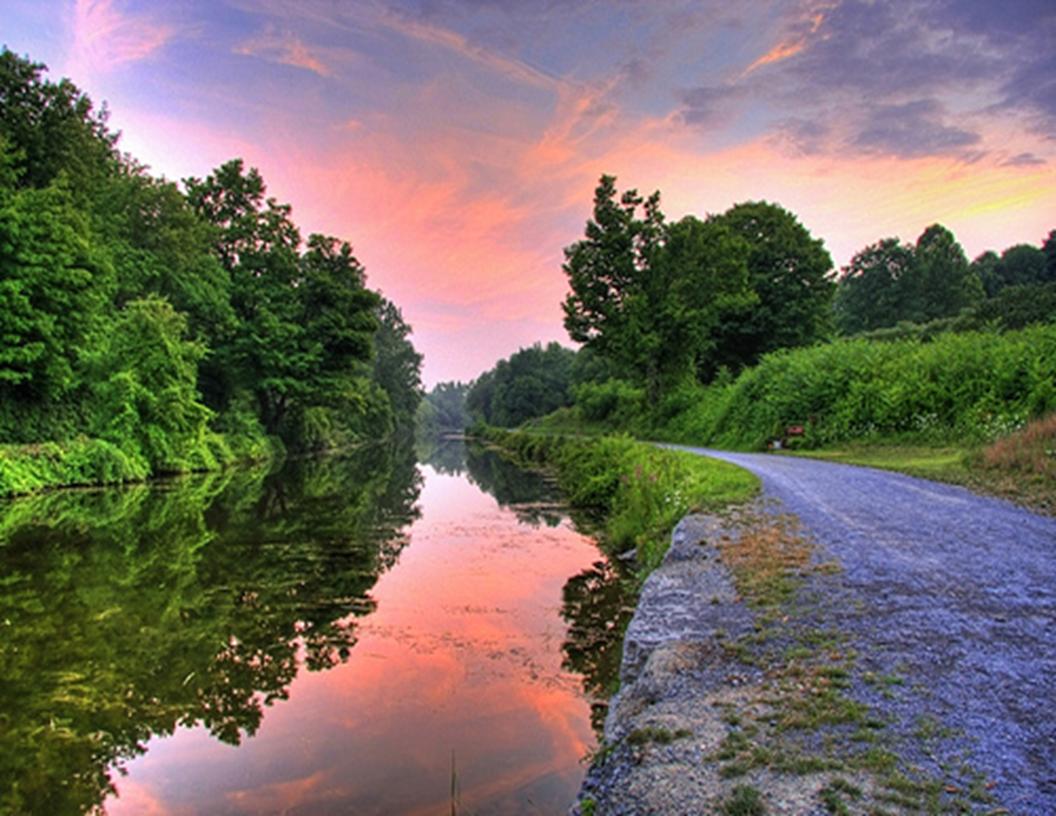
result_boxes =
[657,324,1056,450]
[466,342,577,426]
[834,225,1053,336]
[0,49,422,493]
[562,176,833,399]
[417,380,471,434]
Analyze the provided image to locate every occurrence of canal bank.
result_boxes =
[575,447,1056,815]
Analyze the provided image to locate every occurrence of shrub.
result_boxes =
[573,379,644,426]
[657,325,1056,449]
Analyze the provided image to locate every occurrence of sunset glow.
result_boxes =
[4,0,1054,382]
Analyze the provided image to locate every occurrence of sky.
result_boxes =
[3,0,1055,385]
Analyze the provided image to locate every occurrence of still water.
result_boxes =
[0,440,632,815]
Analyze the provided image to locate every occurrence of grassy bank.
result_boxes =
[0,429,280,499]
[478,427,758,574]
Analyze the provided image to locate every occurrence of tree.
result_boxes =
[421,381,470,432]
[971,250,1002,298]
[0,48,116,194]
[1045,230,1056,282]
[98,163,234,348]
[909,224,982,321]
[563,176,668,399]
[708,201,834,371]
[300,234,380,392]
[466,343,577,426]
[185,160,312,432]
[661,215,755,382]
[0,180,112,400]
[89,296,212,470]
[371,299,423,432]
[834,238,916,334]
[562,176,757,398]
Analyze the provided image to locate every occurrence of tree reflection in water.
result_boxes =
[0,442,421,816]
[463,440,637,736]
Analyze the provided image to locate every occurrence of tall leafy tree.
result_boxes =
[371,299,423,432]
[421,381,470,432]
[1044,230,1056,282]
[0,49,115,194]
[562,176,667,399]
[909,224,982,322]
[0,180,112,400]
[301,234,380,393]
[661,215,754,383]
[562,176,755,398]
[708,201,835,371]
[834,238,916,334]
[466,343,576,427]
[971,250,1002,299]
[185,160,310,432]
[99,163,234,348]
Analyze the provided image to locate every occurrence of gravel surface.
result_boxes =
[674,447,1056,814]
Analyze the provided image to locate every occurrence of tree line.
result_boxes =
[464,174,1054,428]
[0,49,421,482]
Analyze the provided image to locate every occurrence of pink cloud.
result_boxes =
[65,0,173,80]
[234,26,333,76]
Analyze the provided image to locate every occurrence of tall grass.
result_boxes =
[658,324,1056,450]
[982,412,1056,478]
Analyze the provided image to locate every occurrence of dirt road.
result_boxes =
[677,447,1056,814]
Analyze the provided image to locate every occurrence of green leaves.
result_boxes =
[562,178,834,402]
[0,180,112,399]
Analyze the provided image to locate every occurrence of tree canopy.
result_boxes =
[467,342,577,427]
[0,48,421,481]
[562,176,833,398]
[835,224,1052,336]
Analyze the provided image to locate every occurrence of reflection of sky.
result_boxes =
[106,465,600,815]
[4,1,1055,383]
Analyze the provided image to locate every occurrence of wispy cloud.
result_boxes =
[1001,152,1046,167]
[854,99,981,159]
[66,0,173,79]
[235,26,333,76]
[374,6,564,91]
[741,6,828,77]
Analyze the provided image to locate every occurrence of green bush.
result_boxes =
[573,379,644,426]
[0,437,149,497]
[657,325,1056,450]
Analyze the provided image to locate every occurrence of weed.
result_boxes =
[721,785,767,816]
[819,780,858,815]
[626,725,692,746]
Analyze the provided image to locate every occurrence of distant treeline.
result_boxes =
[0,49,422,493]
[461,175,1054,438]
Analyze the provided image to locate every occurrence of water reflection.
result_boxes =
[0,443,420,816]
[561,560,637,734]
[418,433,468,476]
[462,441,636,735]
[0,440,634,815]
[464,441,565,528]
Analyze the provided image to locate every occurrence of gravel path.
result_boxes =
[674,447,1056,814]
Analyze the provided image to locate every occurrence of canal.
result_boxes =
[0,439,633,815]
